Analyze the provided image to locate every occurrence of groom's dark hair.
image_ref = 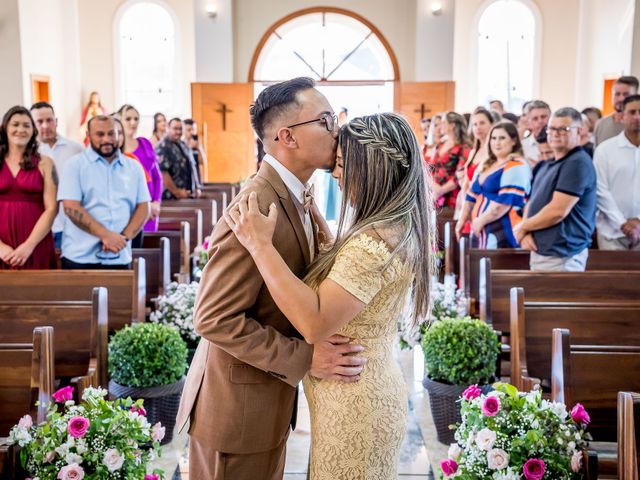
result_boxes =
[250,77,316,141]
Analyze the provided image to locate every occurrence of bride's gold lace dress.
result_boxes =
[303,233,411,479]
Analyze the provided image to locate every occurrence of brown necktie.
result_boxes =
[303,185,314,214]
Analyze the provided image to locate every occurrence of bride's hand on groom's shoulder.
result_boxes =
[225,191,277,256]
[309,334,366,382]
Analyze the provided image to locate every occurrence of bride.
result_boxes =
[226,112,434,479]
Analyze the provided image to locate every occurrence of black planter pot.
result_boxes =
[422,376,466,444]
[109,377,185,445]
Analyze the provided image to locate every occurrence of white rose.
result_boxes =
[487,448,509,470]
[18,414,33,429]
[66,453,83,465]
[102,448,124,472]
[476,428,497,451]
[571,450,582,472]
[151,422,165,442]
[448,443,462,460]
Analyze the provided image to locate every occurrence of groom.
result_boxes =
[176,77,366,479]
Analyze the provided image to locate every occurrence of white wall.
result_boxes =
[0,0,24,115]
[633,0,640,78]
[575,0,635,109]
[18,0,82,139]
[77,0,197,126]
[193,0,233,82]
[415,0,456,81]
[233,0,418,82]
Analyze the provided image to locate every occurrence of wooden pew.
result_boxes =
[133,237,170,302]
[162,198,218,238]
[0,259,146,331]
[0,288,108,397]
[462,246,640,307]
[201,188,229,212]
[144,224,190,283]
[479,258,640,333]
[510,287,640,391]
[618,391,640,479]
[552,329,640,477]
[159,208,202,253]
[0,326,54,478]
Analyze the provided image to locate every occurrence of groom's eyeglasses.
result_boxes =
[274,113,338,141]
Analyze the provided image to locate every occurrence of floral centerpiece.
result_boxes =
[149,281,200,349]
[192,236,210,280]
[8,386,164,480]
[439,383,591,479]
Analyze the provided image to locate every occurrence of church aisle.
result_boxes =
[163,344,440,479]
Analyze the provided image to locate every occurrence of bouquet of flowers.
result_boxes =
[439,383,591,479]
[193,236,210,271]
[150,281,200,348]
[399,280,467,348]
[8,386,164,480]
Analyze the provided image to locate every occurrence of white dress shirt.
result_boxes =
[521,134,540,170]
[262,154,314,259]
[593,131,640,239]
[39,135,84,234]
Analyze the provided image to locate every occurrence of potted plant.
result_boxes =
[108,323,188,445]
[438,383,591,479]
[421,316,500,444]
[8,386,164,479]
[149,281,201,361]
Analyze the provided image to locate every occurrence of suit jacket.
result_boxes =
[176,162,317,454]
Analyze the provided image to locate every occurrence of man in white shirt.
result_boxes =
[31,102,84,247]
[593,94,640,250]
[521,100,551,170]
[594,76,639,146]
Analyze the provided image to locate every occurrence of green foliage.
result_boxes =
[421,316,499,385]
[109,323,188,388]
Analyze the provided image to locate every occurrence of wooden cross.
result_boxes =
[216,103,233,131]
[414,103,431,119]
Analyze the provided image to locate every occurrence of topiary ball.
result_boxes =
[421,316,499,385]
[108,323,188,388]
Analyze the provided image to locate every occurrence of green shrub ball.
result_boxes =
[109,323,188,388]
[421,316,500,385]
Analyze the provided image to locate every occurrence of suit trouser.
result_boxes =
[188,432,288,480]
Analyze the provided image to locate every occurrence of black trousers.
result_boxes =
[61,258,131,270]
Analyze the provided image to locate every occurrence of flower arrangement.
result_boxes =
[193,236,210,271]
[8,386,164,480]
[149,282,200,348]
[399,280,468,349]
[439,383,591,479]
[109,323,188,388]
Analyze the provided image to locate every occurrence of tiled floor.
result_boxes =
[156,345,447,479]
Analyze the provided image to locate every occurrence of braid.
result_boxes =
[346,117,410,168]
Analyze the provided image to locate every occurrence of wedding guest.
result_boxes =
[593,95,640,250]
[515,108,596,271]
[423,113,443,163]
[427,111,470,210]
[456,122,531,247]
[31,102,84,248]
[79,91,107,146]
[490,99,506,116]
[58,116,150,269]
[521,100,551,169]
[150,112,167,147]
[594,76,639,146]
[118,104,162,232]
[183,119,205,185]
[579,113,595,157]
[156,118,201,199]
[581,106,602,141]
[0,106,57,269]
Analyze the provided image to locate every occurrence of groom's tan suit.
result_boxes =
[176,162,317,479]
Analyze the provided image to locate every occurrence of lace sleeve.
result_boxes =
[327,234,391,304]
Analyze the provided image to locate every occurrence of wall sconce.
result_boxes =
[431,2,443,16]
[205,3,217,18]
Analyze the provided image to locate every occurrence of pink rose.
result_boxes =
[570,403,591,425]
[57,463,84,480]
[151,422,165,442]
[571,451,582,472]
[68,416,90,438]
[523,458,546,480]
[131,405,147,416]
[440,458,458,477]
[462,384,482,401]
[18,414,33,429]
[45,451,57,463]
[144,475,160,480]
[482,396,500,416]
[53,386,75,403]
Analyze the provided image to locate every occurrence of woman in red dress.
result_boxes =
[0,106,57,269]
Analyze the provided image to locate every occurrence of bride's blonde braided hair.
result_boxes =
[345,116,410,168]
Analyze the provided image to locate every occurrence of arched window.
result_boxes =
[477,0,537,112]
[116,1,177,116]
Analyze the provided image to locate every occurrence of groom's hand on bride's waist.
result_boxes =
[309,334,366,382]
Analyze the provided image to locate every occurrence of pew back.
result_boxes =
[159,209,202,253]
[162,199,218,238]
[133,237,170,300]
[144,224,190,282]
[618,391,640,479]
